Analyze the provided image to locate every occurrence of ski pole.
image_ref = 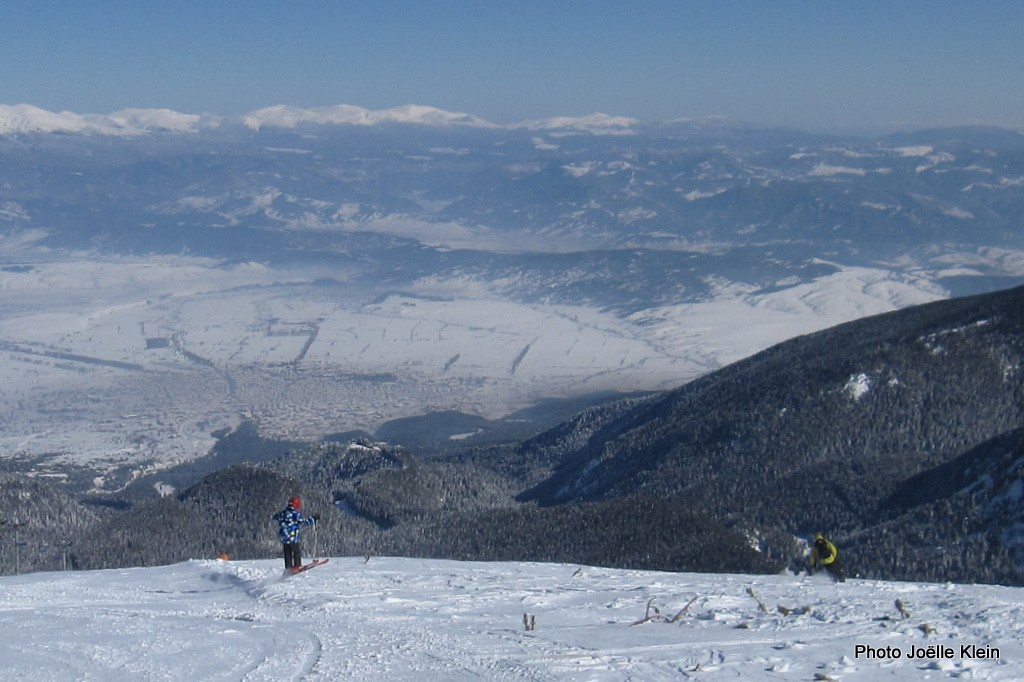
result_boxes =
[312,519,319,560]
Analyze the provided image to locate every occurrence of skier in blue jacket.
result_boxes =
[272,496,317,571]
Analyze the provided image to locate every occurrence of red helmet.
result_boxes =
[288,496,302,510]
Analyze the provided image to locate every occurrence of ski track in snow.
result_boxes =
[0,557,1022,680]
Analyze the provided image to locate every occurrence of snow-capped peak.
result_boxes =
[104,108,213,134]
[511,112,639,135]
[378,104,496,128]
[0,104,215,136]
[241,105,638,135]
[241,104,497,130]
[0,104,95,135]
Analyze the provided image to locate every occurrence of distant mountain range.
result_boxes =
[0,103,216,136]
[3,102,1022,269]
[0,103,642,136]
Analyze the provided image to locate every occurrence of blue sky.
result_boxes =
[3,0,1022,131]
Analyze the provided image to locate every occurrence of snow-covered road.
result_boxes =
[0,557,1021,680]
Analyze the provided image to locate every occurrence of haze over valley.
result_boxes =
[2,104,1023,492]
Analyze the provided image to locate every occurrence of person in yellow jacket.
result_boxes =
[809,532,846,582]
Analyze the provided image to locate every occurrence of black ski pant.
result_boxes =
[811,559,846,582]
[283,542,302,569]
[825,560,846,582]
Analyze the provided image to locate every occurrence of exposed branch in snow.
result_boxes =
[630,596,698,626]
[746,586,768,613]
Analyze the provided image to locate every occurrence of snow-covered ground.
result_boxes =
[0,252,950,475]
[0,557,1020,681]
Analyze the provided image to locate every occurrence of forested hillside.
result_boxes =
[7,287,1024,585]
[0,474,103,574]
[517,285,1024,582]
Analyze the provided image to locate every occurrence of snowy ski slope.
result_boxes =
[0,557,1020,680]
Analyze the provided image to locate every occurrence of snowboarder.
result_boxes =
[809,532,845,582]
[272,496,318,571]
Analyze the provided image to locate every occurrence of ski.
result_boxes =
[287,558,329,575]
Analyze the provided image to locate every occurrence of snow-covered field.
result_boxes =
[0,251,953,477]
[0,557,1020,680]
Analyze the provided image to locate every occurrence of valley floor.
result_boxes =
[0,253,947,481]
[0,557,1021,680]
